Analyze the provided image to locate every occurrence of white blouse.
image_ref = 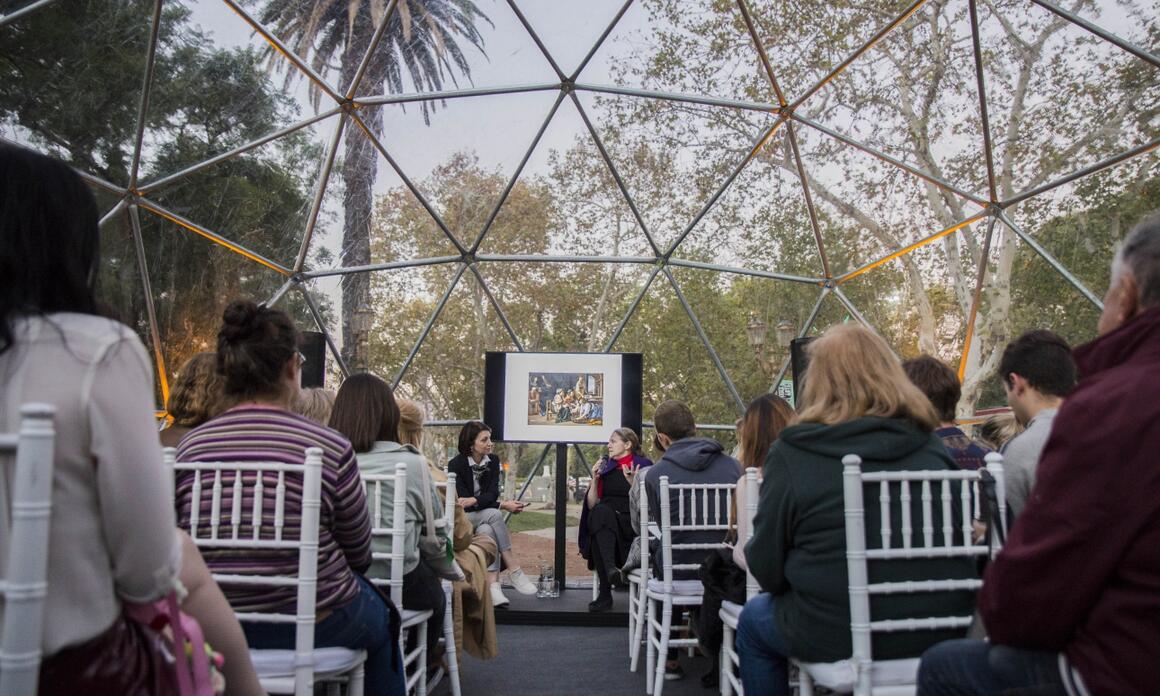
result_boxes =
[0,313,180,654]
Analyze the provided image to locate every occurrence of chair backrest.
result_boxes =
[362,464,409,606]
[434,472,457,531]
[842,452,1006,693]
[740,467,760,600]
[0,404,55,696]
[656,475,736,591]
[638,472,650,582]
[172,448,324,696]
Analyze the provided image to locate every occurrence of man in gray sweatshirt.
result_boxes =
[643,399,742,681]
[997,330,1076,520]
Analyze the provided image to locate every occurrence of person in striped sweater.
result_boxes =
[175,300,404,696]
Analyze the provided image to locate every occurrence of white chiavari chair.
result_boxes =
[172,447,367,696]
[720,467,760,696]
[794,453,1007,696]
[646,476,736,696]
[0,404,55,696]
[431,472,462,696]
[364,464,433,696]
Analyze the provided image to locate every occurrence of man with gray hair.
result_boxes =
[918,212,1160,696]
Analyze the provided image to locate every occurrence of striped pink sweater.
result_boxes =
[175,406,372,614]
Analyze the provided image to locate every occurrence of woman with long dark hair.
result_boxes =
[447,421,537,607]
[0,143,262,695]
[578,427,652,612]
[329,373,453,668]
[732,393,794,569]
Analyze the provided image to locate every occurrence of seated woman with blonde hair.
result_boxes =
[160,351,225,448]
[396,399,500,660]
[737,324,978,696]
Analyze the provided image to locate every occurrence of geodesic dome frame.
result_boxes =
[3,0,1157,425]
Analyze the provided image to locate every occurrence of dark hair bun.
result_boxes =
[219,299,263,343]
[216,299,299,400]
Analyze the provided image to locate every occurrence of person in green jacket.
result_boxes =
[737,324,977,696]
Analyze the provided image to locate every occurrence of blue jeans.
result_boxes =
[243,574,406,696]
[918,639,1068,695]
[736,593,791,696]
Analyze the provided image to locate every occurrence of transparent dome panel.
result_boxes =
[482,96,656,259]
[357,90,563,251]
[575,90,778,254]
[0,0,152,184]
[978,0,1160,199]
[512,0,634,80]
[669,267,825,405]
[581,0,764,103]
[793,122,989,279]
[612,273,745,427]
[138,211,300,395]
[468,261,657,354]
[675,125,828,279]
[744,0,922,105]
[796,0,989,200]
[142,115,335,272]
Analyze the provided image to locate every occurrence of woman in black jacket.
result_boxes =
[448,420,537,607]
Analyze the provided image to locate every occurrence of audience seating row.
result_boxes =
[626,454,1008,696]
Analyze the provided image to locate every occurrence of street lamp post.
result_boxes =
[745,312,795,382]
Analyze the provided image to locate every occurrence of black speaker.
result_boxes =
[789,337,815,409]
[299,331,327,388]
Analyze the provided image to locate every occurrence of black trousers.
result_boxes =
[402,560,446,657]
[589,500,632,590]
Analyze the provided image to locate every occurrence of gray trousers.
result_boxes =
[467,507,511,572]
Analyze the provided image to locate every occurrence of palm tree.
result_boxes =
[259,0,490,365]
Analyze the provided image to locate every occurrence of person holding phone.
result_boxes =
[578,427,653,612]
[448,420,537,607]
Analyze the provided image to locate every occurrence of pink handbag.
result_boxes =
[124,591,218,696]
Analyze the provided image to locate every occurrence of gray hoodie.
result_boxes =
[645,437,742,579]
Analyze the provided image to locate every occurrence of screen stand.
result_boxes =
[554,442,568,593]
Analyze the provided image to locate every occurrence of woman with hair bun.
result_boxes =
[175,299,404,696]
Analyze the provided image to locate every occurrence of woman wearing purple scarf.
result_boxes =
[578,427,652,612]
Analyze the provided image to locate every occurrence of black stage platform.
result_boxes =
[493,585,631,627]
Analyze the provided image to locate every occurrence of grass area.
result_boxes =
[506,510,580,533]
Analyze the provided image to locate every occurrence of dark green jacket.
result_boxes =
[744,417,977,662]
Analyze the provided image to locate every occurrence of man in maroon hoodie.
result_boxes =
[918,211,1160,696]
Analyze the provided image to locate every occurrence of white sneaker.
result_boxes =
[508,567,537,595]
[489,582,510,608]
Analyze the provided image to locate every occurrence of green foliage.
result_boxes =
[0,0,325,396]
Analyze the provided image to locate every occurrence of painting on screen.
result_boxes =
[526,372,605,426]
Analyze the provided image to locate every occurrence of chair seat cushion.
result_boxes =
[251,646,365,680]
[401,608,434,627]
[646,578,704,596]
[799,657,920,692]
[719,600,743,628]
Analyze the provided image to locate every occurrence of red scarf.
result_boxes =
[596,453,635,499]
